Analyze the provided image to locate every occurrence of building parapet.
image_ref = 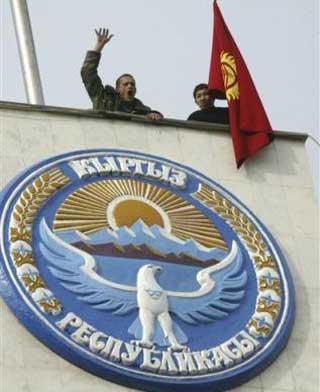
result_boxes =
[0,101,308,141]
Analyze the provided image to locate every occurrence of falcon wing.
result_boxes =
[38,219,137,315]
[167,241,247,324]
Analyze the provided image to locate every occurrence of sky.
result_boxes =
[1,0,319,193]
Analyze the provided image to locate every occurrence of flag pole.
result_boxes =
[10,0,45,105]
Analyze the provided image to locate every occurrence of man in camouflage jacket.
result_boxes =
[81,28,163,120]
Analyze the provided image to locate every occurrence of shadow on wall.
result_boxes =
[242,139,305,185]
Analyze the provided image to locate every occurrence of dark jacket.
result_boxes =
[81,51,153,115]
[188,107,229,124]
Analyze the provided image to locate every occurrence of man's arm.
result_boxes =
[132,99,163,120]
[80,28,114,104]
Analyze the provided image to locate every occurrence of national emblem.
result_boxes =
[0,149,295,392]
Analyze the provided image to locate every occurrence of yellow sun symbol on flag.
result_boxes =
[220,51,240,101]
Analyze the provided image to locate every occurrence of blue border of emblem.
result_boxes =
[0,149,295,392]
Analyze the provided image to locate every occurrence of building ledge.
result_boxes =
[0,101,308,141]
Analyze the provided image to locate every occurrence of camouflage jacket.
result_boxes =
[81,51,153,115]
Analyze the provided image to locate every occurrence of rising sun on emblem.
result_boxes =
[53,178,227,250]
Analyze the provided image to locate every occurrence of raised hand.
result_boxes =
[93,28,114,52]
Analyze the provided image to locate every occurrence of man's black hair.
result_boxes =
[193,83,209,99]
[116,73,135,89]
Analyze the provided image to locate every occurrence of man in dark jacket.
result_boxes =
[81,28,163,120]
[187,83,229,124]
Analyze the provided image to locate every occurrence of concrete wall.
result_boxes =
[0,104,319,392]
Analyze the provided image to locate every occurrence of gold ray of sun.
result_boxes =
[53,179,227,250]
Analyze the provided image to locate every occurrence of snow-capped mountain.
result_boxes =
[57,219,226,264]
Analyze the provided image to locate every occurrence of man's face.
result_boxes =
[195,88,213,110]
[116,76,136,101]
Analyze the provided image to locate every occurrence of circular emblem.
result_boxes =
[0,149,294,391]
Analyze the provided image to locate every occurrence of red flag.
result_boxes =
[208,0,273,167]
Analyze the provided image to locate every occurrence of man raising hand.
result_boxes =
[81,28,163,120]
